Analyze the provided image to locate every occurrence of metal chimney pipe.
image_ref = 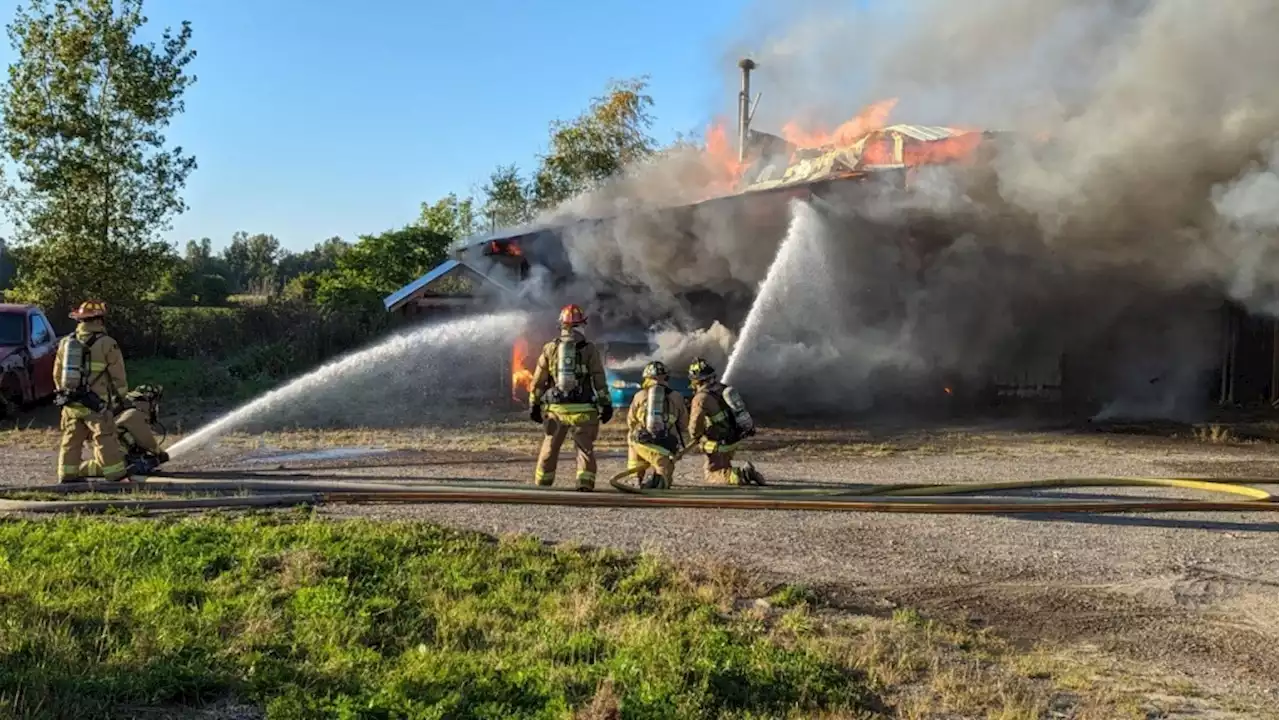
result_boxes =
[737,58,757,163]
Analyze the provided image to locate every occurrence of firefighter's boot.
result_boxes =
[742,462,766,486]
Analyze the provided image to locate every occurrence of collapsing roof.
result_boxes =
[735,124,987,194]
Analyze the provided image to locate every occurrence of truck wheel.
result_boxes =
[0,377,19,419]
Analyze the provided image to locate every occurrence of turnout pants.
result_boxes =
[701,438,746,485]
[704,450,742,485]
[628,443,675,488]
[58,407,127,482]
[535,416,599,489]
[117,405,161,454]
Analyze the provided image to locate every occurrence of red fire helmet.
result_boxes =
[558,304,587,327]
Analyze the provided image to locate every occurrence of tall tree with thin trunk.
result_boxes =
[0,0,196,324]
[531,77,656,210]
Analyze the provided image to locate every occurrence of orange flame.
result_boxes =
[781,98,899,150]
[511,336,534,401]
[943,386,954,395]
[488,240,523,257]
[906,132,984,166]
[703,118,747,194]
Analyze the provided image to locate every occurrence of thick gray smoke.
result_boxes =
[613,320,737,372]
[526,0,1277,419]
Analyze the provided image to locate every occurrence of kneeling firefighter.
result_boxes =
[529,304,613,491]
[79,385,169,478]
[53,301,130,482]
[687,357,765,485]
[626,361,689,489]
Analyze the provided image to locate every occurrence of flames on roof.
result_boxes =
[701,99,988,201]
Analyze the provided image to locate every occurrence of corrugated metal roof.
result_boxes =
[882,124,966,142]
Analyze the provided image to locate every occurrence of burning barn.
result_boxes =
[387,61,1278,421]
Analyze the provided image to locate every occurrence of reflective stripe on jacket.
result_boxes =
[546,402,600,426]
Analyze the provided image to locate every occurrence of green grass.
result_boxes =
[131,356,278,404]
[0,514,877,720]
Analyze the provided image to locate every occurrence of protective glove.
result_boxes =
[529,404,543,424]
[599,403,614,424]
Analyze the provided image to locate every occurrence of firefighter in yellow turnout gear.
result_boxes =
[53,301,130,482]
[78,385,170,478]
[529,305,613,491]
[687,357,765,486]
[626,361,689,489]
[117,386,165,460]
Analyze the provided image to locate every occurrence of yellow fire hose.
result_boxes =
[0,472,1274,516]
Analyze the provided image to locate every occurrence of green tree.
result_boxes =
[418,193,478,242]
[277,235,348,284]
[482,164,532,228]
[182,236,230,281]
[0,237,12,290]
[281,270,320,304]
[222,231,281,294]
[0,0,196,323]
[531,77,656,210]
[314,225,450,309]
[184,237,213,270]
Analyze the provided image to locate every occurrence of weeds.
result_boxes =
[1193,423,1238,444]
[769,583,818,609]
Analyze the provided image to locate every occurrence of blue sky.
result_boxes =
[0,0,755,251]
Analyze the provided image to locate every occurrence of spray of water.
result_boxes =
[167,312,529,459]
[722,200,826,385]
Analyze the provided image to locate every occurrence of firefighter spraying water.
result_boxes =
[687,357,764,486]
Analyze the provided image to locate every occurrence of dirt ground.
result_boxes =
[2,416,1277,715]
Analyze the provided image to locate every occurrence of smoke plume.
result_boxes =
[524,0,1277,419]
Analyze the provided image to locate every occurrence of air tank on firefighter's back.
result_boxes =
[556,337,578,394]
[721,385,755,434]
[59,336,86,389]
[645,383,667,434]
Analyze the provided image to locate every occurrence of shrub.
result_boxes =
[145,301,390,373]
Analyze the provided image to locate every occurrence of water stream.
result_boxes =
[168,311,528,459]
[722,200,825,385]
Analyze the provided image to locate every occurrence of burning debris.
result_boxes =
[699,98,988,201]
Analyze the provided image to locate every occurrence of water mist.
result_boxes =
[722,199,832,385]
[167,312,529,459]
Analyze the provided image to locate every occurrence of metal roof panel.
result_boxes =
[383,258,520,311]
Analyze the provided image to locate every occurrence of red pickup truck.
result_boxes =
[0,303,58,415]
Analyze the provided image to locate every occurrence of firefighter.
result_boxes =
[80,384,167,477]
[626,360,689,489]
[687,357,765,485]
[53,300,129,482]
[528,304,613,491]
[115,385,168,472]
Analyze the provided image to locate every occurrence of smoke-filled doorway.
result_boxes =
[1218,305,1279,410]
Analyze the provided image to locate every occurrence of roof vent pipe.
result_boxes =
[737,58,757,164]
